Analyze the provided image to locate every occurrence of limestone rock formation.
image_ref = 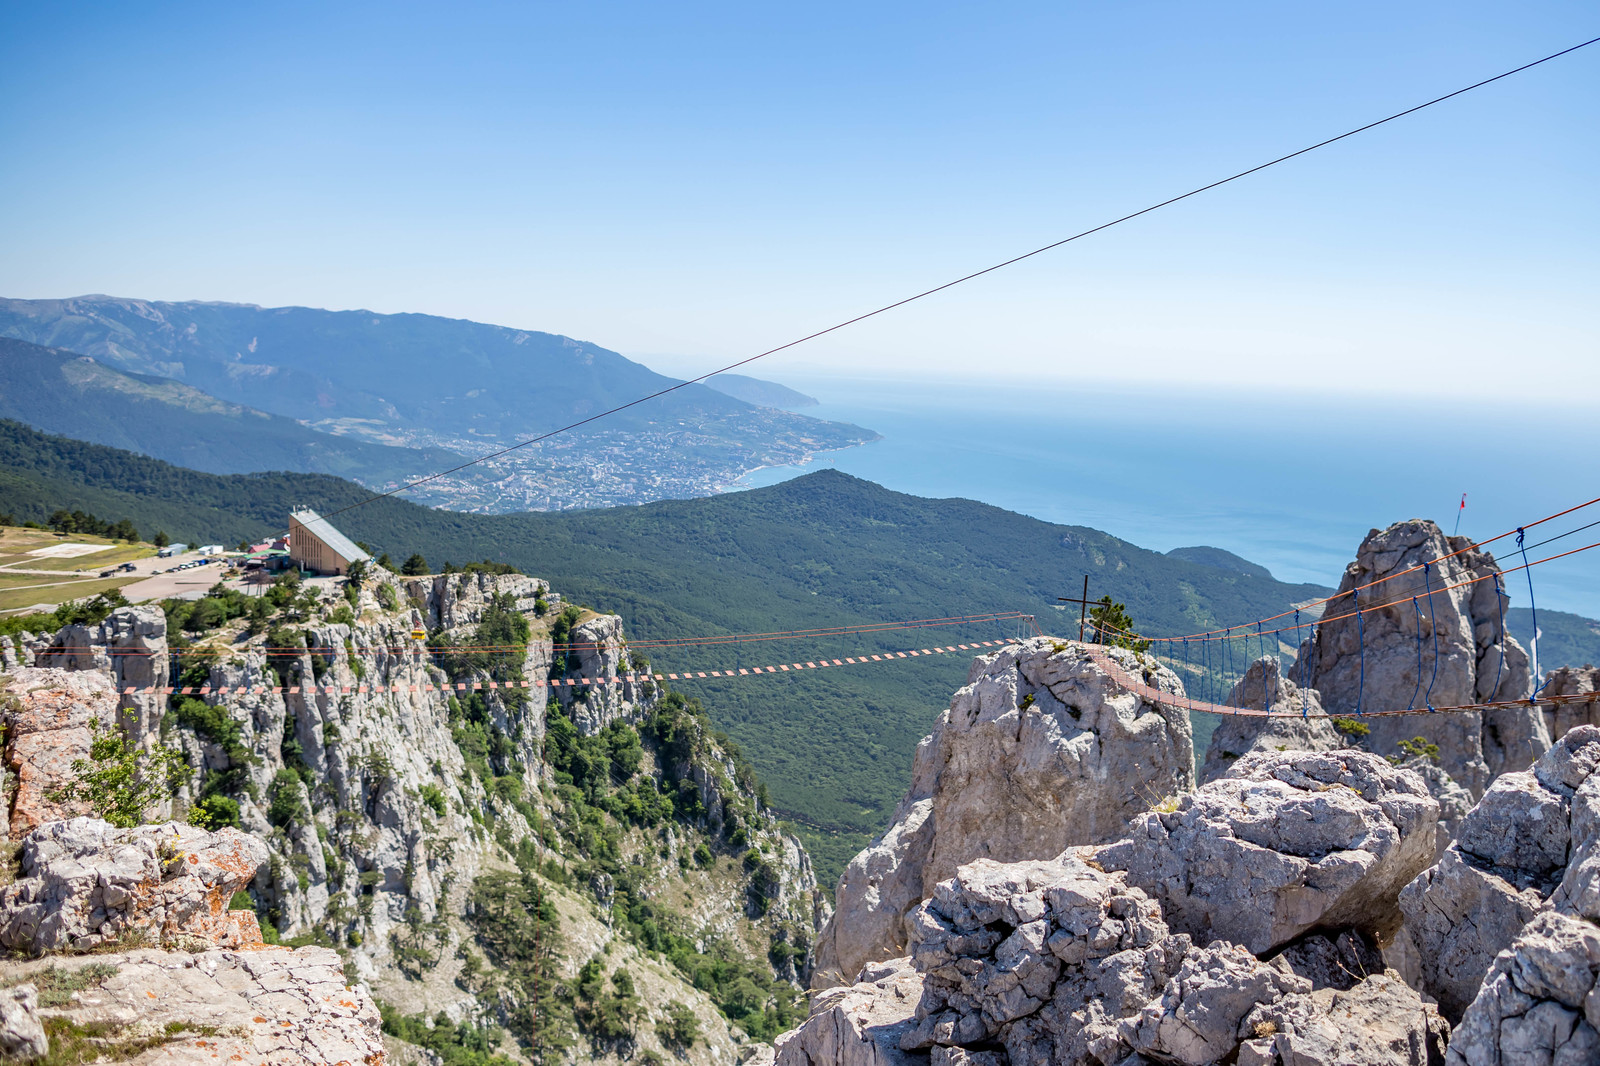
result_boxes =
[0,946,384,1065]
[774,957,925,1066]
[1397,726,1600,1021]
[1396,754,1475,861]
[899,853,1199,1066]
[1292,519,1544,797]
[0,984,46,1061]
[0,818,268,953]
[814,639,1195,986]
[1435,724,1600,1062]
[900,854,1184,1064]
[1198,656,1340,784]
[33,604,169,741]
[0,667,105,836]
[1444,910,1600,1066]
[1238,972,1450,1066]
[1101,749,1439,954]
[786,846,1447,1066]
[1540,664,1600,741]
[1121,941,1311,1065]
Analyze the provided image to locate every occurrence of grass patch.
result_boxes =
[37,1016,215,1065]
[0,576,138,614]
[4,963,120,1007]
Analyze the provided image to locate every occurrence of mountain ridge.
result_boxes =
[0,335,465,483]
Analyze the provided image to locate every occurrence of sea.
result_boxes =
[734,374,1600,619]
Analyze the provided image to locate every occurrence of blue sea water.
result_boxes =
[735,375,1600,618]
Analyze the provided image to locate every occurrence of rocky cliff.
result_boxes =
[1,566,828,1063]
[1292,519,1545,797]
[812,639,1194,988]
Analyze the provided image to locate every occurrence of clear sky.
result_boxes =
[1,2,1594,399]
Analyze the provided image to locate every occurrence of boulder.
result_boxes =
[1444,910,1600,1066]
[1,668,110,838]
[1397,726,1600,1021]
[1198,657,1341,784]
[0,984,46,1060]
[1120,942,1311,1066]
[1292,519,1545,798]
[1100,749,1439,954]
[0,818,269,952]
[1540,665,1600,742]
[815,640,1194,985]
[1237,972,1449,1066]
[900,853,1198,1066]
[774,957,925,1066]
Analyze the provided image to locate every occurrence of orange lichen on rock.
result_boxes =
[0,668,108,836]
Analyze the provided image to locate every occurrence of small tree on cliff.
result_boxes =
[1086,596,1150,653]
[48,709,187,828]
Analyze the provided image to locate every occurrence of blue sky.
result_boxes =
[1,2,1594,397]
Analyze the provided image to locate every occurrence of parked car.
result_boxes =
[118,562,137,572]
[99,569,116,577]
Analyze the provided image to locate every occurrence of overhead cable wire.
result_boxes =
[309,36,1600,528]
[1137,495,1600,641]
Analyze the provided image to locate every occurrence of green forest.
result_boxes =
[5,418,1596,883]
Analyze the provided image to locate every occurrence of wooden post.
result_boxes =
[1079,574,1089,642]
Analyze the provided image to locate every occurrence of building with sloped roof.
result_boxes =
[288,510,370,576]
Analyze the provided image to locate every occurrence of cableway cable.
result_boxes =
[308,36,1600,529]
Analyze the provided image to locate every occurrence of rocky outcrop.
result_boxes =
[404,569,552,632]
[0,984,46,1060]
[786,847,1445,1066]
[0,946,384,1065]
[1438,722,1600,1063]
[1198,657,1340,784]
[1121,941,1310,1066]
[1238,972,1450,1066]
[562,613,654,735]
[774,957,925,1066]
[33,605,169,741]
[1101,749,1439,954]
[814,640,1195,986]
[900,854,1191,1066]
[1293,519,1544,797]
[1540,665,1600,741]
[1397,726,1600,1021]
[1397,754,1475,862]
[1,668,104,837]
[0,818,267,953]
[1444,909,1600,1066]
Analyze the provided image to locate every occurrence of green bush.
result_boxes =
[379,1005,517,1066]
[46,711,185,828]
[267,768,307,827]
[420,784,448,817]
[657,1000,701,1048]
[189,794,241,830]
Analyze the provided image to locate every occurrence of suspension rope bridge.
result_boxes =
[74,496,1599,725]
[66,500,1592,728]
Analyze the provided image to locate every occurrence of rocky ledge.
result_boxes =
[0,816,382,1064]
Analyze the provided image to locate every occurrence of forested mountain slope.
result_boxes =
[9,419,1592,881]
[0,336,461,483]
[0,294,870,450]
